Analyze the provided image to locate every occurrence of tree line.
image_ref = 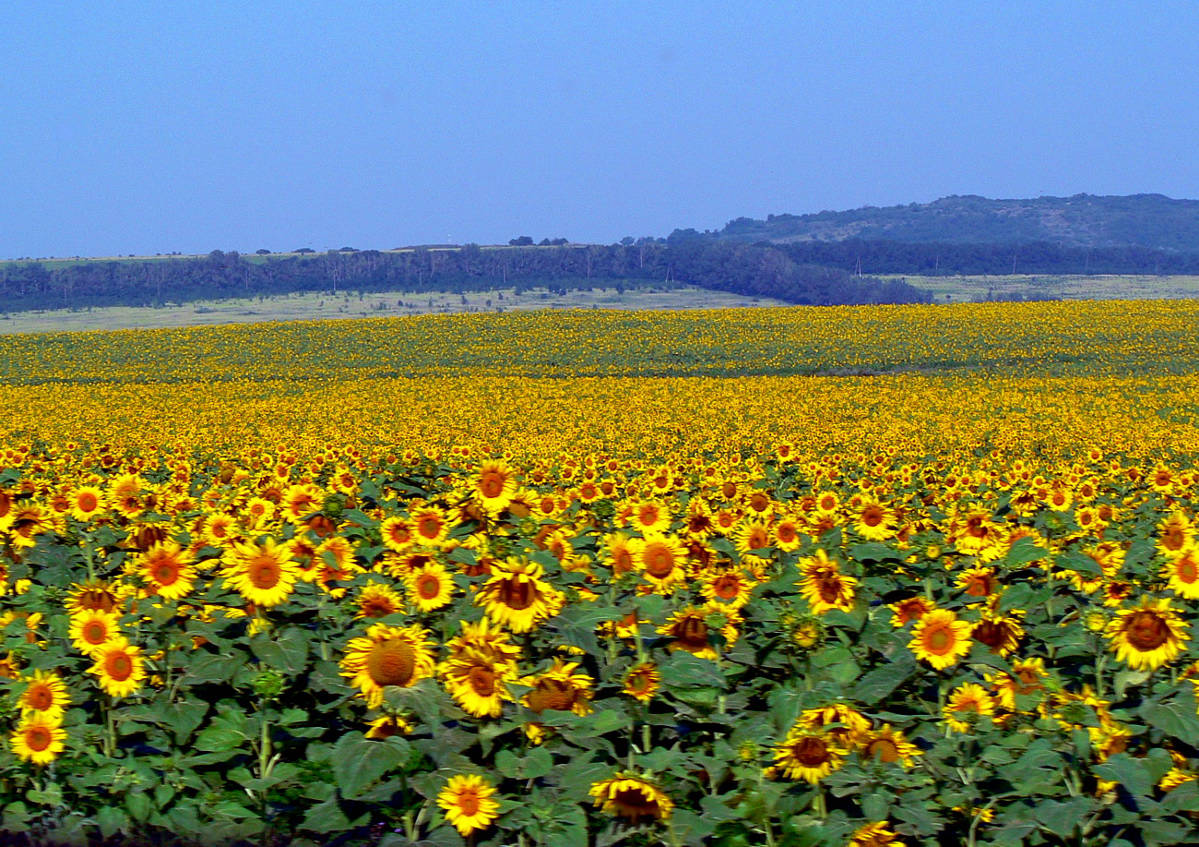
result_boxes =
[0,241,931,313]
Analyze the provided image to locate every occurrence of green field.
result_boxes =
[885,273,1199,303]
[0,285,790,335]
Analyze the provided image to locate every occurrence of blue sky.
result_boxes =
[2,1,1197,258]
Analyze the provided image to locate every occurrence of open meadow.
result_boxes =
[1,300,1199,846]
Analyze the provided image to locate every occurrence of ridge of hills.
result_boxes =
[711,193,1199,251]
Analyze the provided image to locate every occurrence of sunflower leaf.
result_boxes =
[331,732,409,799]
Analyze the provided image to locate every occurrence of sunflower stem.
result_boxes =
[812,784,827,819]
[1094,652,1106,699]
[104,696,117,758]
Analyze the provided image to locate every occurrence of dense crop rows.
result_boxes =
[1,301,1198,846]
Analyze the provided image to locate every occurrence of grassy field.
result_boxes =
[0,285,789,335]
[885,273,1199,303]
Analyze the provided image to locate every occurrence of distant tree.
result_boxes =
[509,236,534,246]
[339,246,357,252]
[295,247,315,254]
[255,249,271,255]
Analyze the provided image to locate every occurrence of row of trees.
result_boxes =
[0,242,932,313]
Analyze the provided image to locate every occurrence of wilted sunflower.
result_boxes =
[10,713,66,766]
[18,670,70,721]
[943,682,996,733]
[859,724,920,767]
[590,772,673,823]
[340,622,437,707]
[657,603,739,660]
[138,540,197,601]
[365,715,412,739]
[69,608,122,657]
[441,648,517,718]
[772,725,846,784]
[888,596,935,627]
[88,637,146,698]
[847,821,905,847]
[1106,596,1189,671]
[622,662,660,702]
[521,658,594,716]
[475,558,564,633]
[221,537,301,608]
[437,773,500,836]
[353,582,405,619]
[909,608,973,670]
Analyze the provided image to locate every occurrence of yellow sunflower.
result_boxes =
[221,537,301,608]
[590,772,673,823]
[971,611,1024,656]
[622,662,661,702]
[859,724,920,768]
[353,582,405,619]
[520,658,594,716]
[854,496,896,541]
[772,725,846,784]
[444,618,523,665]
[848,821,905,847]
[1106,596,1189,671]
[10,713,67,765]
[340,622,437,707]
[380,516,415,553]
[632,533,688,592]
[909,608,973,670]
[988,657,1048,711]
[1163,545,1199,600]
[700,565,757,608]
[441,649,517,718]
[69,608,122,657]
[68,485,107,521]
[138,540,197,601]
[65,578,120,616]
[472,460,519,513]
[475,558,564,633]
[943,682,996,733]
[88,637,146,698]
[657,603,739,660]
[365,715,412,739]
[18,670,70,721]
[888,596,935,628]
[437,773,500,836]
[410,505,451,547]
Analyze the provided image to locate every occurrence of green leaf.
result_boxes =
[250,626,309,675]
[1055,551,1103,577]
[1141,689,1199,742]
[1033,797,1094,835]
[659,651,726,689]
[849,543,901,563]
[853,653,916,704]
[162,699,208,745]
[194,726,247,753]
[331,732,409,799]
[96,806,128,839]
[1095,753,1153,797]
[126,792,152,823]
[1004,537,1049,566]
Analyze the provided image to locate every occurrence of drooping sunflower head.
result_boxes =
[353,582,405,619]
[521,659,594,716]
[590,772,673,823]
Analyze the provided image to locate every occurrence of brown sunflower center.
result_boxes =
[468,665,497,697]
[76,491,99,512]
[817,575,842,603]
[153,561,181,586]
[973,620,1009,651]
[791,736,831,766]
[82,620,109,644]
[713,575,741,599]
[643,544,675,578]
[247,555,282,589]
[866,737,899,763]
[924,624,953,654]
[1124,611,1170,651]
[527,679,577,713]
[366,639,417,687]
[861,506,884,527]
[416,574,443,600]
[778,524,797,543]
[77,589,116,613]
[456,788,481,817]
[361,597,397,618]
[497,577,536,610]
[479,473,506,499]
[25,725,52,752]
[106,652,134,682]
[26,685,54,710]
[611,787,660,822]
[674,615,709,649]
[1176,555,1198,584]
[418,517,442,538]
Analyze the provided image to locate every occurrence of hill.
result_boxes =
[715,193,1199,250]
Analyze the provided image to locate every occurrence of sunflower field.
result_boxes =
[1,300,1199,846]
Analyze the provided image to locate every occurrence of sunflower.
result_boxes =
[1106,596,1189,671]
[859,724,920,768]
[627,499,672,534]
[798,704,872,750]
[441,649,517,718]
[88,637,146,698]
[521,658,594,716]
[798,550,857,614]
[955,567,998,600]
[243,496,276,529]
[340,622,437,707]
[475,558,564,633]
[909,608,973,670]
[971,611,1024,656]
[68,608,122,656]
[1157,510,1194,558]
[943,682,996,732]
[772,725,846,784]
[69,485,107,521]
[203,513,240,548]
[601,532,637,575]
[365,715,412,739]
[774,517,803,551]
[221,537,301,608]
[632,533,688,592]
[353,582,405,619]
[847,821,905,847]
[732,520,773,557]
[888,596,935,627]
[444,618,523,665]
[437,773,500,837]
[854,496,896,541]
[280,483,325,525]
[657,603,739,660]
[590,772,673,823]
[10,713,67,766]
[380,516,415,553]
[1163,545,1199,600]
[988,657,1048,710]
[18,670,70,721]
[410,505,451,547]
[138,540,197,601]
[622,662,660,702]
[107,473,145,518]
[470,459,518,513]
[700,566,757,608]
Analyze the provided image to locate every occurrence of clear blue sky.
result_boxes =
[2,2,1197,258]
